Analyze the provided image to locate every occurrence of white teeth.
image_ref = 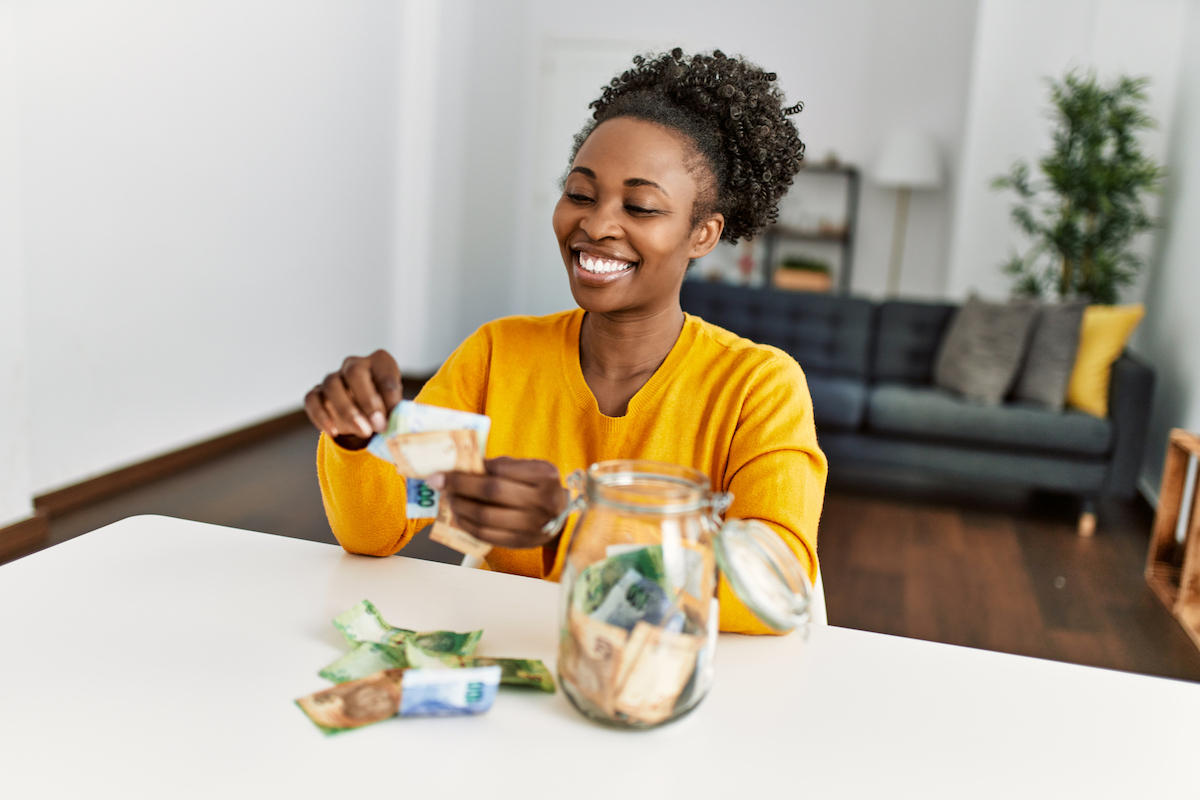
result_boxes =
[578,253,634,274]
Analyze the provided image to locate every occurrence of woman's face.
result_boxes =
[552,117,723,317]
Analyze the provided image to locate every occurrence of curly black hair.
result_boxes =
[570,48,804,243]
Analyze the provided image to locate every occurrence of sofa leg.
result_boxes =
[1078,497,1098,537]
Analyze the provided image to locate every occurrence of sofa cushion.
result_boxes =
[872,301,958,385]
[681,281,874,378]
[933,296,1038,405]
[866,384,1113,457]
[807,375,868,431]
[1011,301,1086,411]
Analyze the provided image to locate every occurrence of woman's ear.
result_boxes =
[688,213,725,259]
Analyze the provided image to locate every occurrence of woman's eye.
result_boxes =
[626,205,657,215]
[566,193,593,204]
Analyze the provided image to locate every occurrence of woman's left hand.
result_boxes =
[429,457,568,549]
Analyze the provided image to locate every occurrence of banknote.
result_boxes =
[612,622,704,725]
[589,567,677,632]
[578,546,667,616]
[320,640,555,692]
[387,429,483,479]
[296,666,501,733]
[319,642,407,683]
[429,495,492,559]
[398,666,500,718]
[405,476,440,519]
[367,401,490,466]
[331,600,481,655]
[332,600,403,645]
[561,605,631,716]
[398,641,556,692]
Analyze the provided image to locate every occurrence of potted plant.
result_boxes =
[992,71,1165,304]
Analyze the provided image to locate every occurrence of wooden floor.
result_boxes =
[10,423,1200,683]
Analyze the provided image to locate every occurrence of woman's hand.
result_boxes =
[305,350,402,450]
[430,457,568,549]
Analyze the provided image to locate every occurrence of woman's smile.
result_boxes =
[572,248,637,286]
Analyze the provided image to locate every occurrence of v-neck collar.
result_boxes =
[561,308,699,423]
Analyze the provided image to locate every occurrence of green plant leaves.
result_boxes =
[992,69,1164,303]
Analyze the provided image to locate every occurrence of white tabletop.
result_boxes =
[1,515,1197,799]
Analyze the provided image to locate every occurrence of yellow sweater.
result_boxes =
[317,309,827,634]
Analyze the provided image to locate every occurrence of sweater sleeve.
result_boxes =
[317,326,494,556]
[717,353,828,635]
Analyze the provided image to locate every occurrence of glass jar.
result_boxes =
[556,459,811,729]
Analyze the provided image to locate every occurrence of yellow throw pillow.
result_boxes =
[1066,304,1145,417]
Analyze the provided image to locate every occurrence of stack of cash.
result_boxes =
[559,545,715,726]
[366,401,493,558]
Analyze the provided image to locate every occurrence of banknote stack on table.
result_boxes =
[366,401,493,559]
[560,544,715,727]
[296,600,555,734]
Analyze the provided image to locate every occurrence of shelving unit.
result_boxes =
[1145,428,1200,652]
[761,163,861,294]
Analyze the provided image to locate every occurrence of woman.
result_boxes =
[305,49,826,635]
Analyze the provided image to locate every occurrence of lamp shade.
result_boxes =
[874,128,942,189]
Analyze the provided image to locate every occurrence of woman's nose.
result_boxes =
[580,200,623,241]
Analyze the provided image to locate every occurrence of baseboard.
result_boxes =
[0,513,49,562]
[33,409,309,518]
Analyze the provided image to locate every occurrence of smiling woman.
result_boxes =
[305,49,825,635]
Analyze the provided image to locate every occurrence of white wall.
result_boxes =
[946,0,1188,301]
[8,0,397,495]
[1137,0,1200,500]
[0,0,33,525]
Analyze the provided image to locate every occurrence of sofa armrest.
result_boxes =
[1104,352,1155,497]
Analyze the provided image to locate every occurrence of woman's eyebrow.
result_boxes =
[567,167,669,196]
[625,177,668,195]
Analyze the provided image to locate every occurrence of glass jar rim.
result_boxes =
[584,459,715,516]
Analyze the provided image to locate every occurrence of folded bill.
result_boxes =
[297,666,501,733]
[331,600,481,654]
[387,429,483,479]
[320,640,555,692]
[429,495,492,559]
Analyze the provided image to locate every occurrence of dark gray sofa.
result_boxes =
[681,282,1155,534]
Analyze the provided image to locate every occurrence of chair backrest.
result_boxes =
[809,568,827,625]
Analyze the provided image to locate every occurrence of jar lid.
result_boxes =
[713,520,812,632]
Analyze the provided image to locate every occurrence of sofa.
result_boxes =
[680,281,1155,534]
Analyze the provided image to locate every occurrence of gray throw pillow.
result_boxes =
[1010,301,1086,411]
[934,296,1038,405]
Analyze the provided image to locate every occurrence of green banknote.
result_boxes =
[332,600,480,655]
[319,642,407,683]
[320,639,555,693]
[578,546,667,615]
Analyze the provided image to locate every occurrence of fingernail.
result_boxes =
[355,416,372,438]
[328,426,339,437]
[371,412,386,432]
[426,473,446,491]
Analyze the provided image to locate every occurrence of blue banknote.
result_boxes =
[398,666,501,717]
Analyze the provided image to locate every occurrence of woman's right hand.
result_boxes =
[305,350,403,450]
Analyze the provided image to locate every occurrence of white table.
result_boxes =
[1,516,1197,799]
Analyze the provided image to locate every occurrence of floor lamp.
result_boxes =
[875,129,942,297]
